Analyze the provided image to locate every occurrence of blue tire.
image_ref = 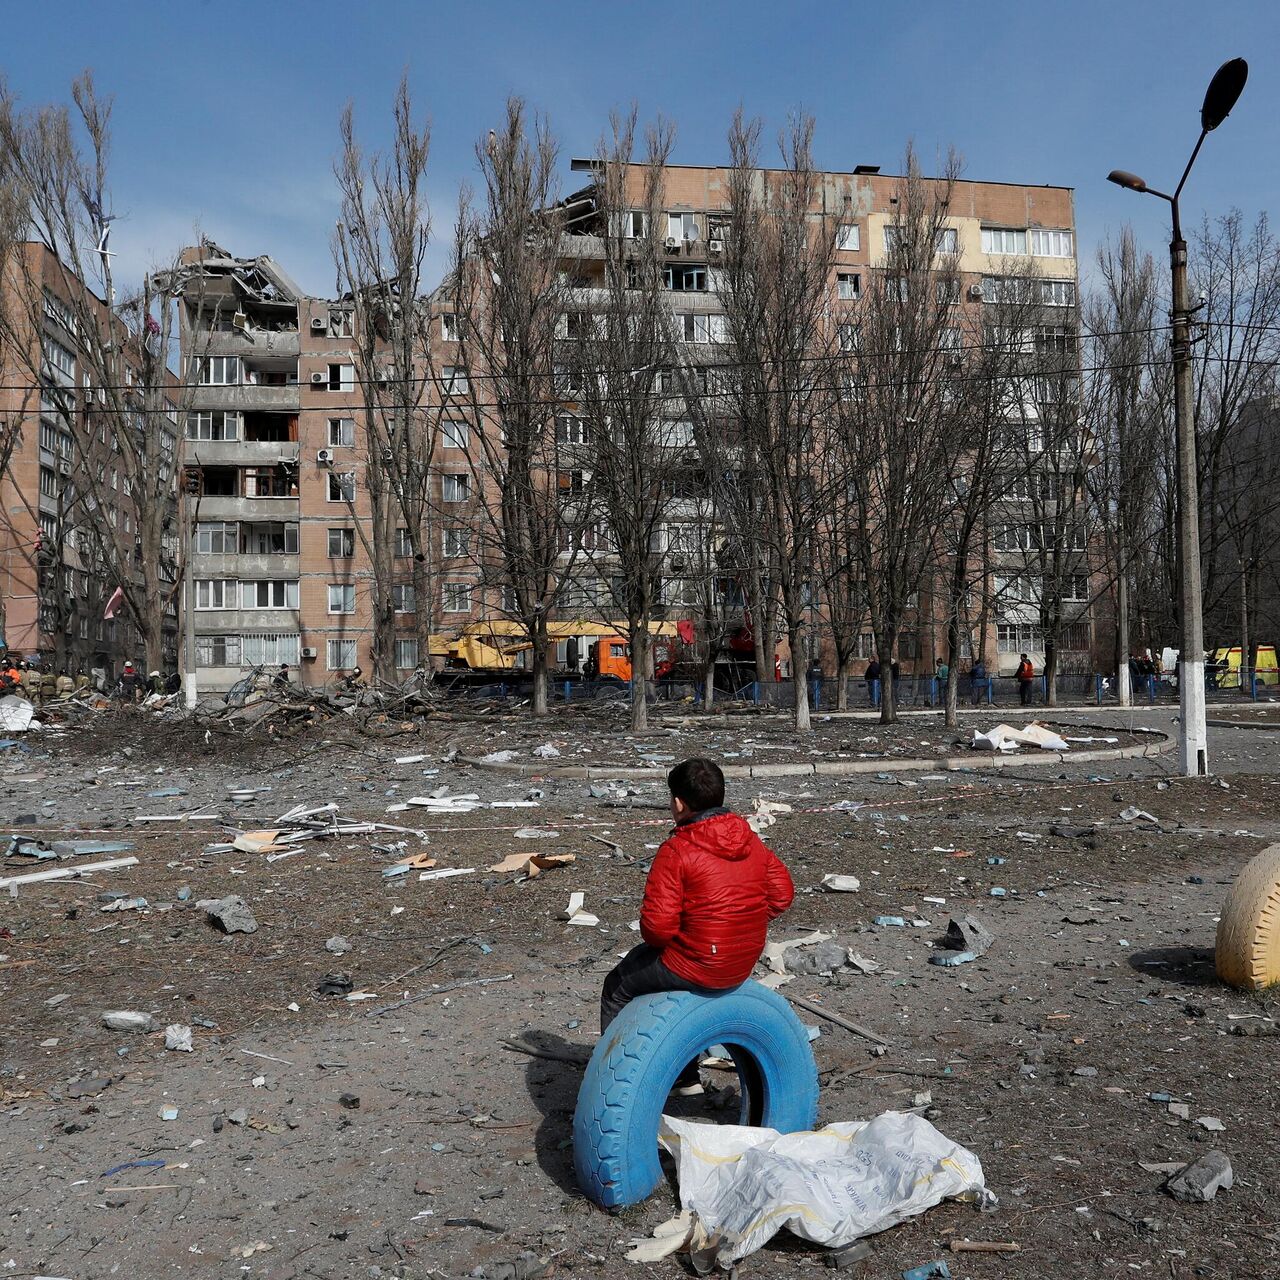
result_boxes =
[572,980,819,1209]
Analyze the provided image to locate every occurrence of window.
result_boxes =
[981,227,1027,255]
[242,580,299,610]
[39,421,57,454]
[836,224,861,252]
[443,581,472,613]
[667,212,698,241]
[241,522,298,554]
[662,578,700,608]
[43,289,75,334]
[394,527,413,558]
[392,583,416,613]
[39,466,59,499]
[837,272,861,301]
[678,312,727,344]
[200,356,240,385]
[938,326,962,352]
[440,313,459,341]
[935,227,959,255]
[557,469,585,495]
[898,631,920,659]
[838,322,859,353]
[195,522,238,554]
[328,472,356,502]
[395,638,419,669]
[441,419,469,449]
[42,336,76,383]
[195,579,235,610]
[187,410,240,441]
[327,417,356,447]
[1039,279,1076,308]
[325,363,354,392]
[994,524,1035,552]
[980,275,1030,306]
[1060,574,1090,602]
[442,365,468,395]
[664,264,707,292]
[936,277,960,305]
[554,363,579,396]
[195,635,241,667]
[327,638,357,671]
[622,210,649,239]
[1030,228,1074,258]
[1060,620,1091,651]
[327,583,356,614]
[241,633,301,666]
[660,419,695,447]
[442,527,469,558]
[327,311,353,338]
[442,473,470,503]
[556,415,586,445]
[327,527,355,558]
[1035,325,1075,355]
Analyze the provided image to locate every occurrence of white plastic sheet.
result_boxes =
[647,1111,991,1268]
[0,695,34,733]
[971,722,1070,753]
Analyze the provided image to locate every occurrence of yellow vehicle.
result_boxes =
[1210,645,1279,687]
[431,620,680,680]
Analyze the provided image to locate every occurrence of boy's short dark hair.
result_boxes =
[667,758,725,813]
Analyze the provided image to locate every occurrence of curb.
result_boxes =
[1207,718,1280,732]
[461,729,1175,782]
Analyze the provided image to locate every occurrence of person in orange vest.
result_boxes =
[1016,652,1035,706]
[774,654,783,682]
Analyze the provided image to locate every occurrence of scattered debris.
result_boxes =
[942,915,994,957]
[1119,806,1158,824]
[164,1024,193,1052]
[101,1011,155,1033]
[532,743,561,758]
[197,895,258,934]
[316,972,354,997]
[325,935,352,955]
[559,892,600,927]
[1166,1150,1233,1203]
[820,874,861,892]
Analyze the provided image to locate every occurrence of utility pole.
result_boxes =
[1169,219,1207,773]
[180,470,197,710]
[1107,56,1248,777]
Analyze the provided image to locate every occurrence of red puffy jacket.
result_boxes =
[640,809,794,989]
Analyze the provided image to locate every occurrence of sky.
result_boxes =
[5,0,1278,297]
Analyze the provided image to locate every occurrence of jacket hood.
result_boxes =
[673,809,756,861]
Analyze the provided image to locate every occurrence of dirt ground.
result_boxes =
[2,704,1279,1279]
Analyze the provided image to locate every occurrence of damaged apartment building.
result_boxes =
[178,154,1088,692]
[178,243,426,692]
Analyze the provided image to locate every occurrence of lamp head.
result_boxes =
[1107,170,1147,193]
[1201,58,1248,131]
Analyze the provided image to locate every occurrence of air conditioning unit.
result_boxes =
[231,311,249,331]
[310,371,327,385]
[708,239,724,255]
[300,646,318,660]
[967,283,984,301]
[310,316,327,332]
[58,459,72,476]
[317,448,335,466]
[664,237,679,253]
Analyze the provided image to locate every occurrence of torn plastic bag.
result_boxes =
[653,1111,992,1269]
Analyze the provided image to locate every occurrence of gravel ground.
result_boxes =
[2,706,1279,1279]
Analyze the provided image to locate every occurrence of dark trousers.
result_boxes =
[601,943,713,1087]
[1019,678,1032,705]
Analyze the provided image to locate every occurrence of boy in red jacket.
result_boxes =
[600,757,794,1095]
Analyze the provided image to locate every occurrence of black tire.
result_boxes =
[572,981,818,1209]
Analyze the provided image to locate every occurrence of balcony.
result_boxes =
[191,551,299,578]
[191,384,301,413]
[198,328,300,359]
[196,495,300,522]
[193,608,300,632]
[186,440,300,467]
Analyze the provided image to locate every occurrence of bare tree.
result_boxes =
[0,73,204,674]
[1084,229,1161,703]
[332,76,436,684]
[450,98,570,717]
[0,158,29,649]
[711,112,838,731]
[566,111,680,732]
[837,146,966,725]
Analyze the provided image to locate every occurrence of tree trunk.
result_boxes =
[702,657,716,710]
[1239,559,1249,694]
[630,623,649,732]
[1044,640,1058,707]
[836,654,851,711]
[791,626,811,731]
[1116,531,1131,706]
[877,633,896,725]
[530,633,549,717]
[412,549,433,680]
[944,615,960,729]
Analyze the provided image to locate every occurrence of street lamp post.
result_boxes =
[1108,57,1248,778]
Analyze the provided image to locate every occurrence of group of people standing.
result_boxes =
[858,653,1041,706]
